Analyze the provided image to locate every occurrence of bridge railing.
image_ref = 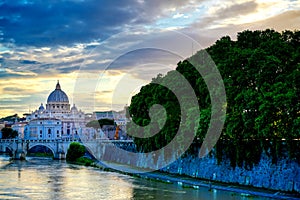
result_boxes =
[0,139,19,142]
[0,138,82,143]
[0,138,134,143]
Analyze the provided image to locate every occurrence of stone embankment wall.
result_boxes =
[100,144,300,193]
[160,153,300,193]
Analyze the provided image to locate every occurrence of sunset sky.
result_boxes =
[0,0,299,118]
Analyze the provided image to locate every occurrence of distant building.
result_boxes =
[93,110,128,125]
[24,118,61,139]
[0,122,4,138]
[93,109,129,140]
[12,121,27,138]
[94,111,114,120]
[3,81,130,140]
[22,81,95,140]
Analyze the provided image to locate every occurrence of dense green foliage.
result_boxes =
[127,29,300,168]
[27,152,53,158]
[1,127,18,139]
[66,142,86,162]
[75,157,95,166]
[208,29,300,167]
[128,82,181,153]
[86,118,115,128]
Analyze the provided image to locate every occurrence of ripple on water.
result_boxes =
[0,156,275,200]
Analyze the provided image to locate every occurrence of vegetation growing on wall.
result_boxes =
[66,142,86,162]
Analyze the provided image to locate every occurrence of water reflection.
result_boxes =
[0,156,273,200]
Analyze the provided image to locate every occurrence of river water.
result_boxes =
[0,155,273,200]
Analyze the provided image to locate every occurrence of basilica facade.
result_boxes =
[23,81,93,140]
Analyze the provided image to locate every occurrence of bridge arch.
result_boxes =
[5,146,13,155]
[0,144,13,156]
[0,143,12,151]
[28,144,56,158]
[0,139,134,160]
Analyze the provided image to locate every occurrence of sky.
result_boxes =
[0,0,299,118]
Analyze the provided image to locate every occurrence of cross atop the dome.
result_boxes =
[56,80,61,90]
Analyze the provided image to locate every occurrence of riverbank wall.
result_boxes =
[99,143,300,193]
[159,152,300,193]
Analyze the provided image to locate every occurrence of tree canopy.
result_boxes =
[1,127,18,139]
[127,29,300,168]
[86,118,115,129]
[66,142,86,162]
[0,114,19,123]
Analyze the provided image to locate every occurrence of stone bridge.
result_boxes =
[0,139,135,160]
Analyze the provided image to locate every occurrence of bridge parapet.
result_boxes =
[0,139,135,160]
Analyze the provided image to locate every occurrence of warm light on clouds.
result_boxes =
[0,0,299,118]
[231,0,300,25]
[0,74,78,117]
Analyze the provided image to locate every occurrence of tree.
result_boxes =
[0,114,19,123]
[127,29,300,167]
[86,119,115,129]
[1,127,18,139]
[66,142,86,162]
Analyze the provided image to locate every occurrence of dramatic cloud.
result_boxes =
[0,0,299,117]
[0,0,207,46]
